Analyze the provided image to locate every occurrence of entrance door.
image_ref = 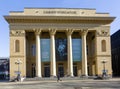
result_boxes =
[73,66,77,76]
[58,64,64,77]
[44,64,50,77]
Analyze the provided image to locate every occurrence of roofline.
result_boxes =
[24,7,96,10]
[9,7,96,13]
[10,11,23,13]
[0,57,9,60]
[111,29,120,36]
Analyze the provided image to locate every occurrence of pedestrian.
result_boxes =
[57,72,61,82]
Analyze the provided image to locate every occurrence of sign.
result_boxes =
[43,11,77,14]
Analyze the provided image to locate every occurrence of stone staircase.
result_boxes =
[24,76,96,81]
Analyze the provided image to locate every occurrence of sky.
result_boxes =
[0,0,120,57]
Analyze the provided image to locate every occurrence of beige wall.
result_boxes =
[95,29,112,76]
[10,31,26,79]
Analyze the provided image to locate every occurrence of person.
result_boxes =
[57,72,62,82]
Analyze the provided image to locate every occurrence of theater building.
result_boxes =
[4,8,115,79]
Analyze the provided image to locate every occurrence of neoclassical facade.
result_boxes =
[4,8,115,79]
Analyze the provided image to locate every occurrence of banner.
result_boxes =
[41,39,50,62]
[72,39,82,61]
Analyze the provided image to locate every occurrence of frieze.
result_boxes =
[10,23,101,30]
[10,30,25,36]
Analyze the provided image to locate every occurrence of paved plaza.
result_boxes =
[0,78,120,89]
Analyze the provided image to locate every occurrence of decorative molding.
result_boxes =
[10,23,101,30]
[10,55,26,57]
[94,55,111,57]
[96,30,109,36]
[10,30,25,36]
[96,27,110,37]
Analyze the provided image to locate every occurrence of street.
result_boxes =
[0,79,120,89]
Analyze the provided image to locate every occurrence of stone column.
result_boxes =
[35,29,42,77]
[81,29,88,76]
[49,29,56,77]
[66,29,74,77]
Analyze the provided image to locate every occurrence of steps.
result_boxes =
[24,76,95,81]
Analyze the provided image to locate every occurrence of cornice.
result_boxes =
[4,16,115,24]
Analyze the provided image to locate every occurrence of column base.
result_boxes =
[50,75,57,78]
[81,75,88,79]
[35,76,42,78]
[66,74,74,78]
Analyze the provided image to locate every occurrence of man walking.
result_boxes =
[57,72,62,82]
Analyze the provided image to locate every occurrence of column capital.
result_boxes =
[34,29,41,35]
[66,29,74,36]
[49,28,56,35]
[80,29,88,36]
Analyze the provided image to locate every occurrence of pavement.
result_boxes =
[0,78,120,89]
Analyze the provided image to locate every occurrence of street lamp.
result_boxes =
[101,60,107,78]
[15,59,22,81]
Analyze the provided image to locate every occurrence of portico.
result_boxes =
[33,29,88,77]
[4,8,115,79]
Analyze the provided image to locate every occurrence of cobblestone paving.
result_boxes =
[0,79,120,89]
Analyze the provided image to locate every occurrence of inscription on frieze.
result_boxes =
[43,11,77,14]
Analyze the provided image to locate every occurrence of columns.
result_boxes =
[49,29,56,77]
[66,29,74,77]
[35,29,42,77]
[81,29,88,76]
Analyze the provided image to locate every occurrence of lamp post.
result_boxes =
[15,59,22,81]
[101,60,107,78]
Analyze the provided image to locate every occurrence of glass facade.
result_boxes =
[39,38,82,62]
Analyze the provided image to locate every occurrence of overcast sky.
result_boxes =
[0,0,120,57]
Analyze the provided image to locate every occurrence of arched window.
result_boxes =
[15,40,20,52]
[101,40,106,52]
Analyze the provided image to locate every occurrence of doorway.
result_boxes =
[44,64,50,77]
[73,64,77,76]
[58,64,64,77]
